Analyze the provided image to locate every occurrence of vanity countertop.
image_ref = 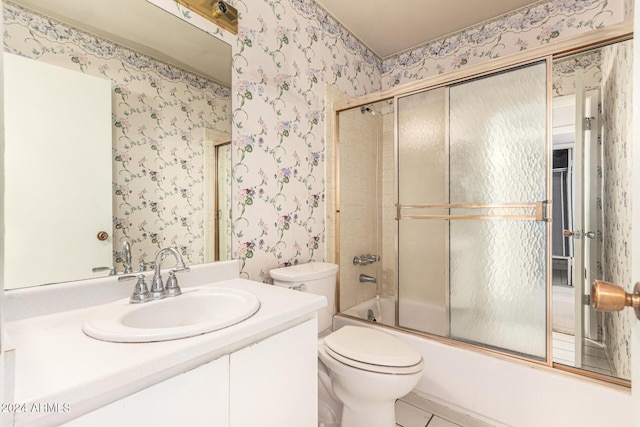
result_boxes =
[4,278,326,427]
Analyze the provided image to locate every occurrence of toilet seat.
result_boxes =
[323,326,423,374]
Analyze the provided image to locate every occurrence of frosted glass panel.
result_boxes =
[396,61,548,360]
[449,220,547,358]
[397,87,449,337]
[449,62,547,359]
[449,63,547,204]
[398,87,447,205]
[398,218,449,336]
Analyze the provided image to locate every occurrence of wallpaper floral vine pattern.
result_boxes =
[228,0,383,279]
[145,0,626,282]
[3,1,232,267]
[601,40,633,379]
[381,0,624,87]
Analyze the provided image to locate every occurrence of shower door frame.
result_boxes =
[332,21,633,387]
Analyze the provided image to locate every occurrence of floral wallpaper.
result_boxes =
[3,1,232,268]
[149,0,626,282]
[223,0,384,279]
[382,0,624,87]
[601,40,633,379]
[552,50,602,96]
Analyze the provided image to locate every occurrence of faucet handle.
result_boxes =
[92,266,116,276]
[149,274,167,300]
[164,271,182,297]
[119,274,152,304]
[165,267,189,297]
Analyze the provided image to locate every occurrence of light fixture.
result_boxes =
[176,0,238,35]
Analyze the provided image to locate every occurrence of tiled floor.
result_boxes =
[552,331,613,375]
[395,393,494,427]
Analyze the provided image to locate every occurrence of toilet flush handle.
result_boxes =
[289,283,307,292]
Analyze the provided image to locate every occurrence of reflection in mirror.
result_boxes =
[3,0,232,289]
[204,130,232,263]
[551,39,633,381]
[4,52,113,288]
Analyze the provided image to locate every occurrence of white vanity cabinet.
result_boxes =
[63,319,317,427]
[63,355,230,427]
[230,318,317,426]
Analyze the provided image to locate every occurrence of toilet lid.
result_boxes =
[324,326,422,368]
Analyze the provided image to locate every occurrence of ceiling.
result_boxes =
[315,0,542,58]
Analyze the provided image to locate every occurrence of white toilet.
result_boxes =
[270,262,424,427]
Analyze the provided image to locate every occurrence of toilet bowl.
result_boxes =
[318,325,423,427]
[270,262,424,427]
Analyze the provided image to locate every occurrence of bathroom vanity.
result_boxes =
[3,261,325,426]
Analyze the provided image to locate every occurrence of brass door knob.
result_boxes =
[591,280,640,320]
[97,231,109,241]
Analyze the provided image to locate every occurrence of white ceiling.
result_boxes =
[315,0,542,58]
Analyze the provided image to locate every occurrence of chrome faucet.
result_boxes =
[359,274,377,284]
[115,240,133,274]
[150,247,190,299]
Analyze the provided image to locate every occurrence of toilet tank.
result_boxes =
[270,262,338,334]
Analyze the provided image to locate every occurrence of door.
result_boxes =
[4,53,112,289]
[632,8,640,420]
[571,74,601,366]
[397,60,549,359]
[628,11,638,420]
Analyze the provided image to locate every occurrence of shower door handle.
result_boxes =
[591,280,640,320]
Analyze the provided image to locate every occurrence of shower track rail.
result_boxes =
[396,201,550,221]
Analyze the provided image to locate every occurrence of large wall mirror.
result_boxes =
[3,0,232,289]
[335,36,633,384]
[550,39,633,381]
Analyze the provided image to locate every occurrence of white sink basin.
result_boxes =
[83,286,260,343]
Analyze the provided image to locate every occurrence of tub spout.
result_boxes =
[359,274,377,284]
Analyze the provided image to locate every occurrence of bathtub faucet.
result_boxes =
[359,274,377,284]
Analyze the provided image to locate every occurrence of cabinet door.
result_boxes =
[230,319,318,427]
[64,356,229,427]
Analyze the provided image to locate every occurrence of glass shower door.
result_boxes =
[397,61,549,360]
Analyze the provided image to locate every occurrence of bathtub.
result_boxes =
[343,294,394,326]
[334,298,631,427]
[342,295,449,336]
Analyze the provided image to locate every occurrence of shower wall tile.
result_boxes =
[338,108,380,310]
